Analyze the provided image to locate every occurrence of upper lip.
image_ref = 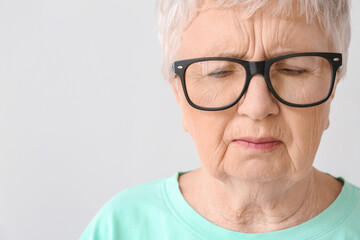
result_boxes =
[234,137,282,143]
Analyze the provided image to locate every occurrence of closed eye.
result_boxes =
[208,70,234,78]
[277,68,306,76]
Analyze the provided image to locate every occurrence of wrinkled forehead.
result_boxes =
[179,5,329,60]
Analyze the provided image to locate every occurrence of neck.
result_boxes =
[178,168,342,233]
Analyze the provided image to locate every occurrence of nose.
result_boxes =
[237,74,279,120]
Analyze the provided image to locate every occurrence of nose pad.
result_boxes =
[243,74,273,100]
[237,70,279,119]
[235,61,267,106]
[249,61,265,76]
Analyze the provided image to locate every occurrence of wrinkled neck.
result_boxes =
[179,168,342,233]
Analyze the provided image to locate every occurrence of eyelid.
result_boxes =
[275,63,305,70]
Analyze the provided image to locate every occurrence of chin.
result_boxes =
[222,157,289,183]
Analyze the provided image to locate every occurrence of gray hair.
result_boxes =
[156,0,351,80]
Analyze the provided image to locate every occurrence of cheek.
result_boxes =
[182,107,233,177]
[286,104,330,173]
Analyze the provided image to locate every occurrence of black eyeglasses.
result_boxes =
[173,52,342,111]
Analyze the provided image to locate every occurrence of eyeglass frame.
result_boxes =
[172,52,342,111]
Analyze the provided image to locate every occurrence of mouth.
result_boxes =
[232,137,283,152]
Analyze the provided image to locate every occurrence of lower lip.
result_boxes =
[233,140,282,152]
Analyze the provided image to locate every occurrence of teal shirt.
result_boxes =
[80,172,360,240]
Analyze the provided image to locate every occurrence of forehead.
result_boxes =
[178,7,330,60]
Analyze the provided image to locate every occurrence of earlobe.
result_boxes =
[325,119,330,130]
[182,117,189,132]
[170,76,189,132]
[171,76,182,104]
[331,73,342,100]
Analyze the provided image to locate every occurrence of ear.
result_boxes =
[330,70,342,100]
[170,76,189,132]
[170,76,182,104]
[181,118,189,132]
[325,119,330,130]
[325,71,342,131]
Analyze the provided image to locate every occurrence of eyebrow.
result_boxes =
[218,52,247,59]
[204,52,247,60]
[204,50,305,61]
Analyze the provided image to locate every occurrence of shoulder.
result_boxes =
[344,181,360,217]
[95,175,173,220]
[348,181,360,196]
[332,180,360,236]
[80,175,176,240]
[109,177,167,209]
[342,179,360,208]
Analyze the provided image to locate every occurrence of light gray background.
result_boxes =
[0,1,359,239]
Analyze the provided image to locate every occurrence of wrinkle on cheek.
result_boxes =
[287,106,329,175]
[213,139,228,174]
[188,112,233,177]
[288,140,302,174]
[205,118,230,174]
[308,106,329,149]
[197,113,233,177]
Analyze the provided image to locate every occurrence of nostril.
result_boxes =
[237,86,280,119]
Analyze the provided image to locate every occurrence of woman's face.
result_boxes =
[172,7,339,183]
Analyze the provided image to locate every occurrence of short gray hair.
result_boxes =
[156,0,351,80]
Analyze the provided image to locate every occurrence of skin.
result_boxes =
[171,7,343,233]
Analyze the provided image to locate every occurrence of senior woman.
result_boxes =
[80,0,360,239]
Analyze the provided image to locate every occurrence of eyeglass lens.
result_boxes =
[184,56,332,108]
